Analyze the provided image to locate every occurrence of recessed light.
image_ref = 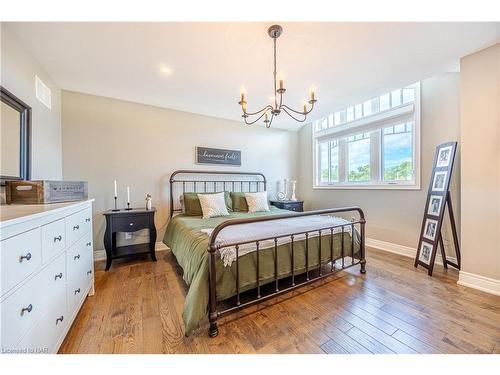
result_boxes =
[160,66,172,74]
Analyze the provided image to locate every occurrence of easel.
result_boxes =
[415,142,461,276]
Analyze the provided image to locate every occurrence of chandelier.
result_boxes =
[238,25,317,128]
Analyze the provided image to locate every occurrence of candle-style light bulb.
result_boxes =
[114,180,117,198]
[240,92,245,102]
[265,113,269,122]
[303,102,307,114]
[310,90,315,101]
[279,79,284,90]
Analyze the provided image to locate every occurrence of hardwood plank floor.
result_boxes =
[58,247,500,354]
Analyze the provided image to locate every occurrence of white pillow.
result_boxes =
[198,192,230,219]
[244,191,270,213]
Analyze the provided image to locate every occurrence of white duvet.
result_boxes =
[200,215,353,267]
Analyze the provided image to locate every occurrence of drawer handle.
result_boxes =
[54,272,63,280]
[53,235,63,242]
[21,304,33,315]
[19,252,32,262]
[74,254,81,260]
[87,269,92,275]
[73,225,80,230]
[86,242,92,247]
[56,315,64,325]
[85,218,91,223]
[74,288,81,295]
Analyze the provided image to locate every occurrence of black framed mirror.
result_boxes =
[1,86,31,184]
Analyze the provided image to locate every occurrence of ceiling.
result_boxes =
[6,22,499,131]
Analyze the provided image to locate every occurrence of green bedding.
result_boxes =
[163,207,361,335]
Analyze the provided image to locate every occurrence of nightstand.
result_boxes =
[103,208,157,271]
[269,200,304,212]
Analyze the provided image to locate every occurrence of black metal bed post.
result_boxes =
[208,243,219,337]
[360,217,366,274]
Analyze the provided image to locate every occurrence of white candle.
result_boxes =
[114,180,117,197]
[127,186,130,203]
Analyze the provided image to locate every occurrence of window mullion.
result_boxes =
[339,138,347,183]
[370,131,380,183]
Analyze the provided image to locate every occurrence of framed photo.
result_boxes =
[432,171,448,192]
[423,218,439,241]
[427,195,443,216]
[419,241,434,265]
[436,145,453,168]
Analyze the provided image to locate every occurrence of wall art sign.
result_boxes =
[196,147,241,166]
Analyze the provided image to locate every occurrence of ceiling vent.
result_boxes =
[35,75,51,110]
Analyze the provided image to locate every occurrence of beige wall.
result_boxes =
[460,43,500,280]
[61,90,298,251]
[298,73,461,253]
[0,24,62,183]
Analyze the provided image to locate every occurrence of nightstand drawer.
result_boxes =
[270,200,304,212]
[112,215,150,232]
[283,203,302,211]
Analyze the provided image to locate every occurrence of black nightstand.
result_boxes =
[270,200,304,212]
[103,208,157,271]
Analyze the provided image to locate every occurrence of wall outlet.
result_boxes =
[125,232,132,240]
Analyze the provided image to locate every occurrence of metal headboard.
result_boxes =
[169,170,267,218]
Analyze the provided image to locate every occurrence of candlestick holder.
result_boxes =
[112,196,120,212]
[125,202,132,211]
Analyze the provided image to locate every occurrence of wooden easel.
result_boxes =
[415,141,461,276]
[434,192,461,273]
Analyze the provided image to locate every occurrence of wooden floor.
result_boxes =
[59,248,500,354]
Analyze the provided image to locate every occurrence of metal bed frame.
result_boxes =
[169,170,366,337]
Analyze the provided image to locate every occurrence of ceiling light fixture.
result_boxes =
[238,25,317,128]
[160,66,172,74]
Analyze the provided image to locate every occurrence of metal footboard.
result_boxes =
[207,207,366,337]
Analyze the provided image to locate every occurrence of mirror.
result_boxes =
[0,86,31,184]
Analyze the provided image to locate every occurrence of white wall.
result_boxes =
[297,73,461,254]
[61,90,298,251]
[0,24,62,184]
[460,43,500,283]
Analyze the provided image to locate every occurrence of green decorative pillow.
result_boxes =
[230,192,248,212]
[183,192,232,216]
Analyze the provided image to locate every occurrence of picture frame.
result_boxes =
[427,195,443,216]
[418,241,434,265]
[436,145,453,168]
[423,218,439,241]
[432,171,448,192]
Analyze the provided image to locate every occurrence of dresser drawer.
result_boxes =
[81,207,92,235]
[67,264,91,315]
[65,209,90,247]
[41,219,65,263]
[67,232,91,279]
[0,252,64,349]
[1,228,42,296]
[15,287,66,354]
[112,214,149,232]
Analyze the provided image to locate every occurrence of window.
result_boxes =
[313,82,420,189]
[348,133,371,182]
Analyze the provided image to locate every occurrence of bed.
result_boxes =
[163,170,366,337]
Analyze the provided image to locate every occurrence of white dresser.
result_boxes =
[0,200,94,354]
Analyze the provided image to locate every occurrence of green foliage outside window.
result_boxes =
[349,164,370,182]
[384,161,413,181]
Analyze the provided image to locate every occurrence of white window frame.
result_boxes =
[312,82,421,190]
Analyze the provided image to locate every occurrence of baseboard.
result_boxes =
[366,237,457,266]
[458,271,500,296]
[93,242,169,261]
